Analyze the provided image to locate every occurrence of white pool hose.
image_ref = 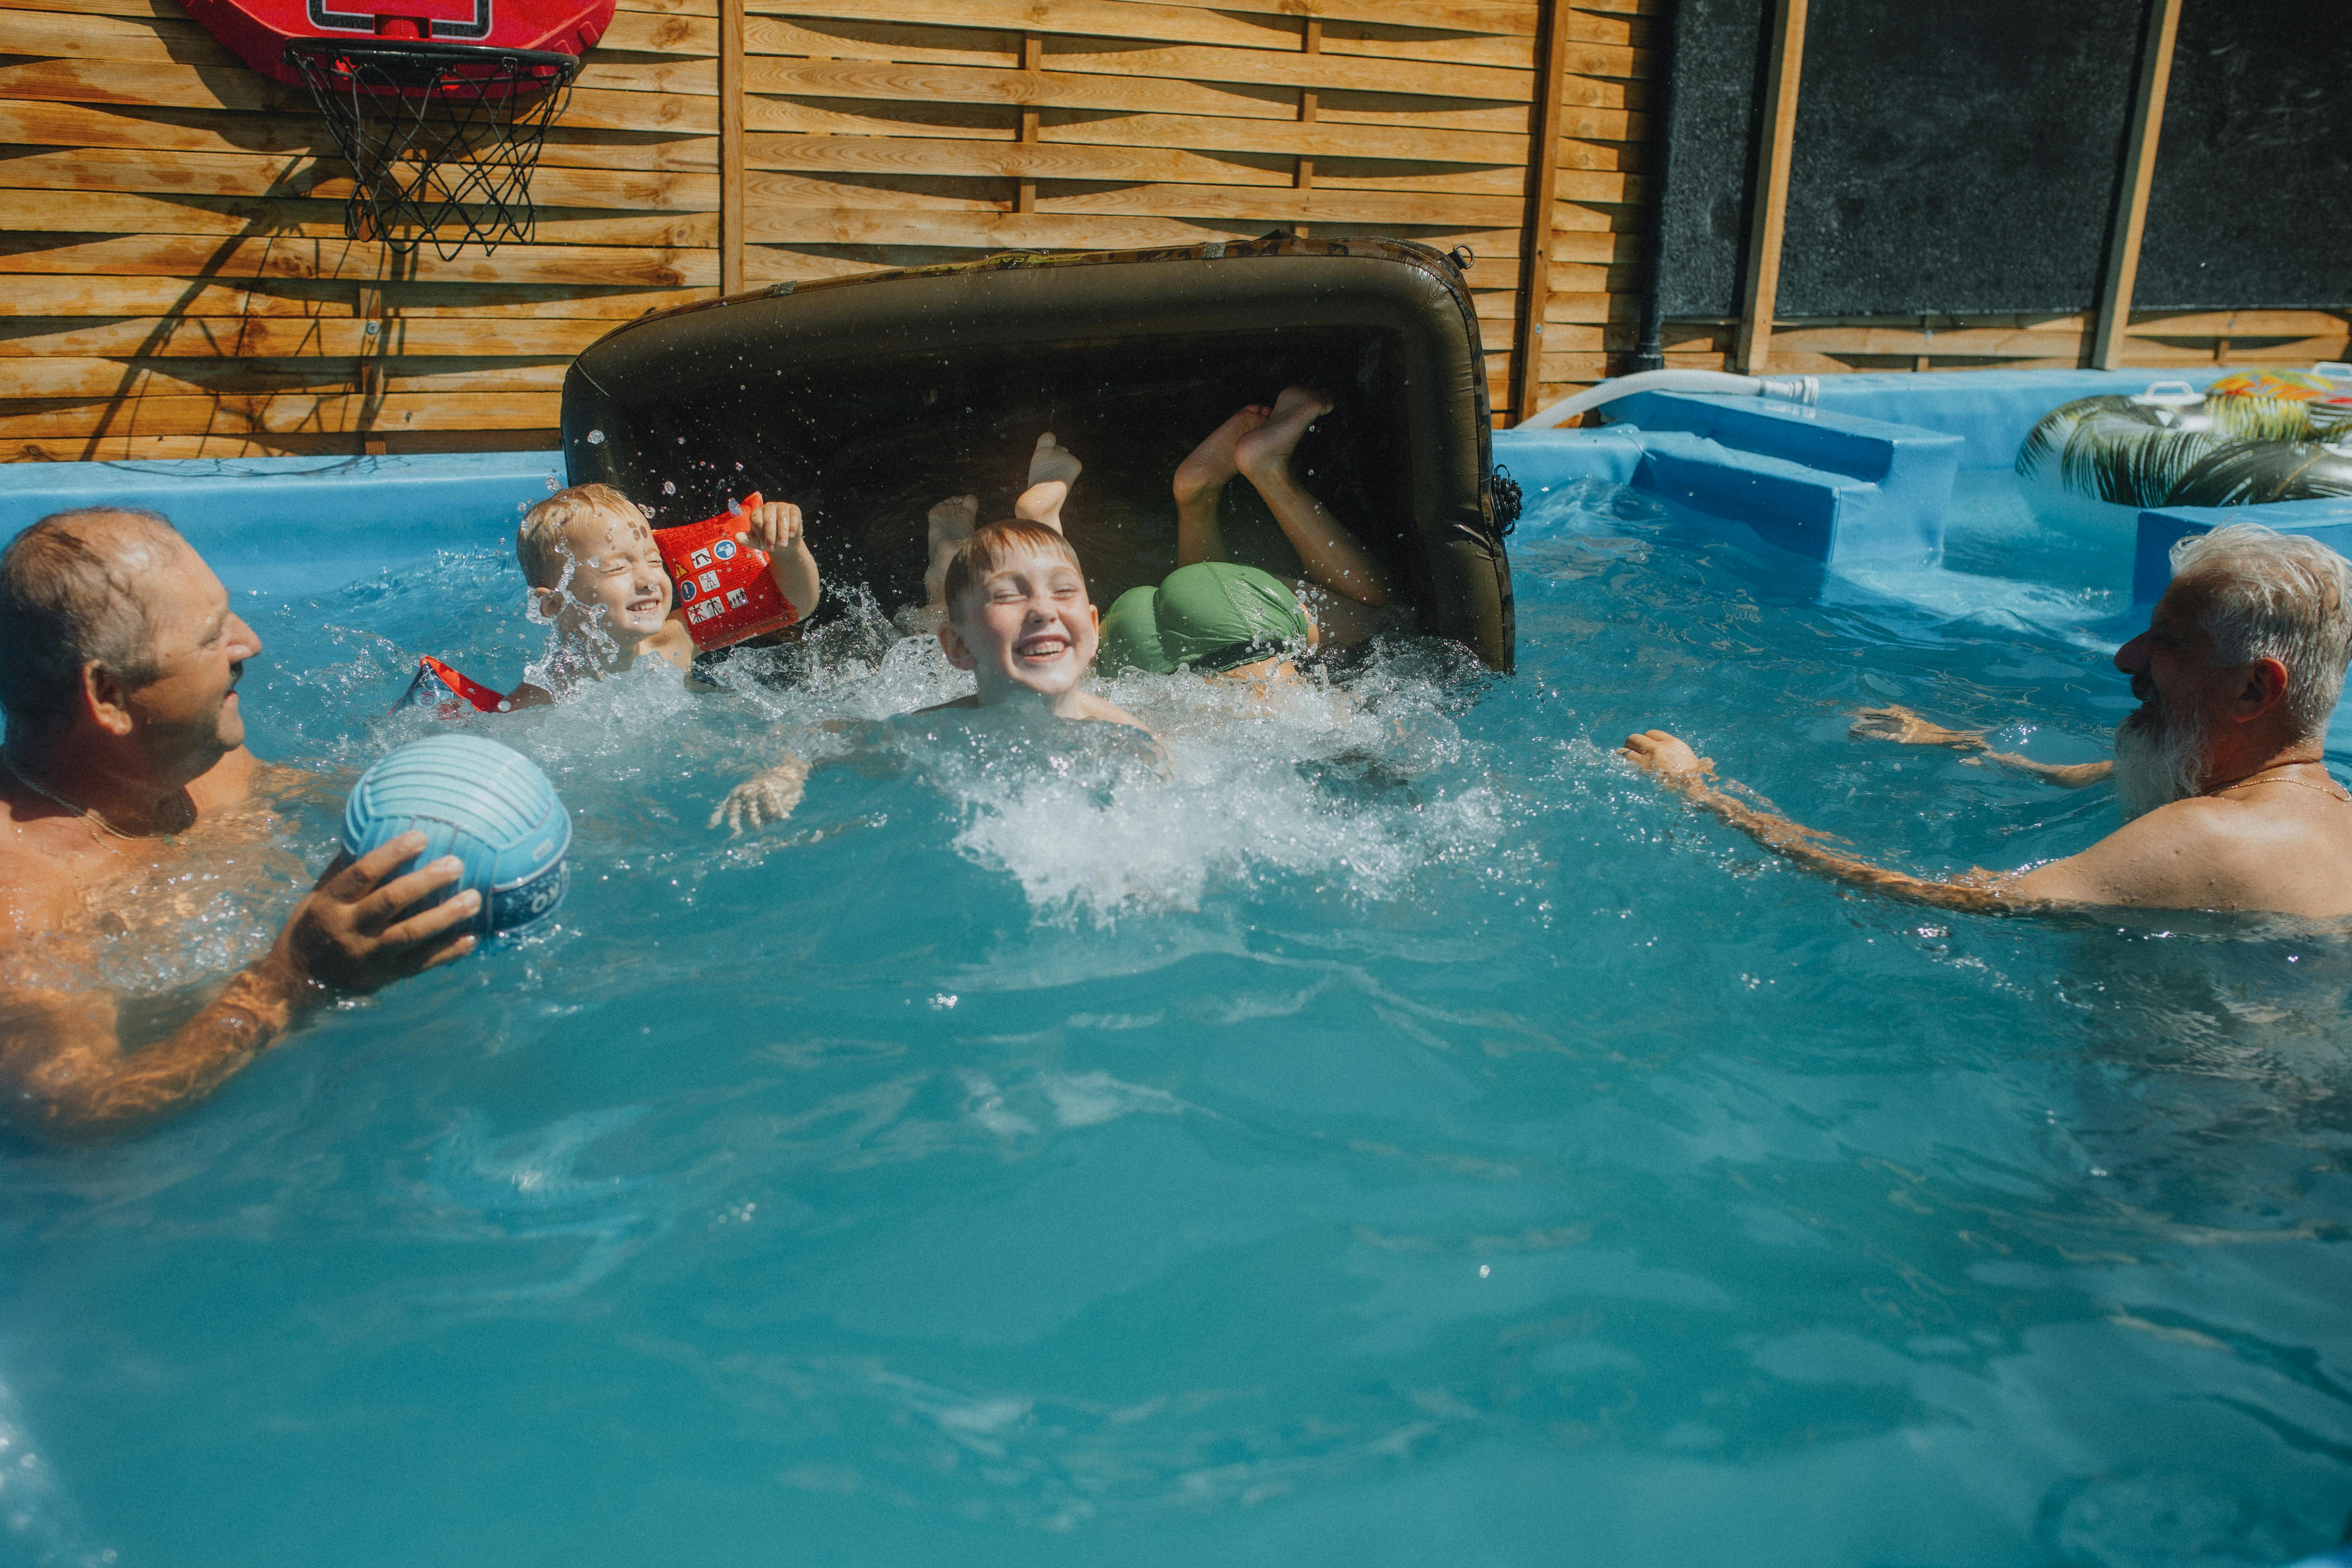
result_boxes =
[1521,369,1820,429]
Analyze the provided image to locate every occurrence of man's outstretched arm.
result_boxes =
[0,832,480,1143]
[1621,730,2030,915]
[1850,705,2113,788]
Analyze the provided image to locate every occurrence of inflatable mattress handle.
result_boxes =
[653,491,802,651]
[395,654,511,717]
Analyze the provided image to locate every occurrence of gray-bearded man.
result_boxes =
[0,508,481,1143]
[1620,522,2352,918]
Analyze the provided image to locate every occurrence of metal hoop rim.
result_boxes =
[282,37,581,73]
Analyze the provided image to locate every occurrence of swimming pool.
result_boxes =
[2,400,2348,1566]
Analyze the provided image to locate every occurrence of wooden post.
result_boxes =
[1734,0,1807,375]
[1511,0,1569,424]
[719,0,744,294]
[1017,32,1042,213]
[1294,18,1319,235]
[2090,0,2183,371]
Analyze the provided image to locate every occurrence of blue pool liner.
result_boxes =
[2133,495,2352,603]
[0,451,559,592]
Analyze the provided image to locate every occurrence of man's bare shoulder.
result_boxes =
[2009,794,2352,914]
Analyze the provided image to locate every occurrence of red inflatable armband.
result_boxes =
[654,492,801,651]
[395,654,510,718]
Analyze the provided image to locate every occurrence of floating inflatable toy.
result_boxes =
[1099,562,1312,676]
[654,492,800,650]
[343,733,570,939]
[561,233,1517,671]
[2018,365,2352,508]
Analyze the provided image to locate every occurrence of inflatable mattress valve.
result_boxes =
[396,654,511,718]
[654,489,801,651]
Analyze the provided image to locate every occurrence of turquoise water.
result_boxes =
[4,474,2350,1567]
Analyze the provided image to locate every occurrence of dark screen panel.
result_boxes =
[1650,0,1770,319]
[1775,0,2142,316]
[2136,0,2352,310]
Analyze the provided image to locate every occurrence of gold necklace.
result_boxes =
[2209,762,2351,805]
[0,752,192,840]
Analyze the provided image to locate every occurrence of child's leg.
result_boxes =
[1012,432,1081,533]
[1236,386,1394,608]
[1172,405,1268,567]
[924,492,978,609]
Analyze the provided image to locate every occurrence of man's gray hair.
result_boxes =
[2170,521,2352,740]
[0,507,183,736]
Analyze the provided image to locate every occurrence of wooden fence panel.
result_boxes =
[0,0,720,459]
[8,0,2308,460]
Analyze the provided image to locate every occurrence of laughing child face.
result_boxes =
[937,521,1101,706]
[518,487,674,650]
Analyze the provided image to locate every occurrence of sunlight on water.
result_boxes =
[0,476,2347,1568]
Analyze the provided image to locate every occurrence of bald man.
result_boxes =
[1622,522,2352,918]
[0,508,479,1142]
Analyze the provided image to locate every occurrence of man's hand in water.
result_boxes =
[274,831,481,995]
[1850,704,2112,788]
[1849,705,1990,751]
[712,758,812,834]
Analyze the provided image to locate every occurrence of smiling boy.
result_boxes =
[919,520,1149,731]
[711,520,1148,831]
[508,484,819,707]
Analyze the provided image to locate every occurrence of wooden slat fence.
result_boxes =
[0,0,1653,457]
[0,0,724,459]
[14,0,2325,460]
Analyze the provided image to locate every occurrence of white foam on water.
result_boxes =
[0,1372,112,1568]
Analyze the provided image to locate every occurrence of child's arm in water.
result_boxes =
[712,754,812,833]
[737,499,822,622]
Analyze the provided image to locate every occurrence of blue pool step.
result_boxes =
[1604,392,1963,565]
[1495,391,1965,567]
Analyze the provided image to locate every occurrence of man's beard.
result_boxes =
[2112,689,2209,818]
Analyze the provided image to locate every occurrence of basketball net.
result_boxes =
[288,39,576,260]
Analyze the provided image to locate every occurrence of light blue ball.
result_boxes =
[341,734,571,940]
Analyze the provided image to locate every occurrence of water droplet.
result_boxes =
[662,480,677,495]
[585,429,605,444]
[676,435,686,445]
[543,476,558,491]
[734,461,744,470]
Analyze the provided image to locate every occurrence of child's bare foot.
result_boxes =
[1027,431,1082,491]
[1174,405,1270,503]
[1014,433,1080,532]
[1235,385,1332,483]
[924,493,978,605]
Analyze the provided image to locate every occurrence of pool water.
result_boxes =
[3,473,2349,1568]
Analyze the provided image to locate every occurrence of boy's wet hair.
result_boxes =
[517,483,648,590]
[941,521,1086,618]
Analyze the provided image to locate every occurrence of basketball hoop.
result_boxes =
[288,39,576,259]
